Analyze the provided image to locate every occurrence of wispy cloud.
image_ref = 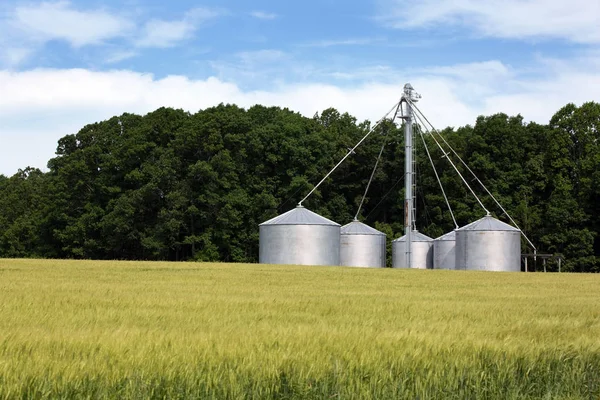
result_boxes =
[0,2,227,65]
[236,49,287,64]
[250,11,278,20]
[135,7,225,48]
[104,50,138,64]
[210,50,292,84]
[378,0,600,43]
[326,65,394,81]
[0,47,34,68]
[0,1,135,67]
[12,1,133,47]
[301,37,386,48]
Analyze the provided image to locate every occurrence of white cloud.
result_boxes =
[237,50,287,64]
[250,11,278,20]
[0,1,133,66]
[210,50,291,84]
[421,61,511,80]
[0,2,225,65]
[104,50,138,64]
[380,0,600,43]
[135,7,224,48]
[1,52,600,175]
[136,19,193,48]
[301,38,385,47]
[12,1,133,47]
[0,47,34,67]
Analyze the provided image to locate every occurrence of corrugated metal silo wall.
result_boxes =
[455,230,521,271]
[433,239,455,269]
[340,234,386,268]
[259,224,341,266]
[392,241,433,269]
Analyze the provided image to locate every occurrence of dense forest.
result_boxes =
[0,102,598,272]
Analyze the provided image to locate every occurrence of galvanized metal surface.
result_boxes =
[403,83,416,269]
[259,206,341,266]
[260,205,339,226]
[433,230,456,270]
[392,231,433,269]
[340,221,386,268]
[455,216,521,272]
[458,216,520,232]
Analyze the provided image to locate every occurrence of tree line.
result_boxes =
[0,102,598,271]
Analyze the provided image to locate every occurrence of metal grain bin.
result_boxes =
[455,215,521,272]
[340,220,386,268]
[392,231,433,269]
[433,230,456,270]
[259,206,340,266]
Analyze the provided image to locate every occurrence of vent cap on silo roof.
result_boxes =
[341,220,386,236]
[392,231,433,242]
[435,230,456,241]
[259,205,340,226]
[457,215,520,232]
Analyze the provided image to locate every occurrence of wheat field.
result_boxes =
[0,259,598,399]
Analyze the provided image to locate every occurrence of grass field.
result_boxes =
[0,259,599,399]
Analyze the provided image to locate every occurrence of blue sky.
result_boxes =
[1,0,599,175]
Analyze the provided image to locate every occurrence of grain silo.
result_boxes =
[433,230,456,270]
[340,220,386,268]
[455,215,521,272]
[392,231,433,269]
[259,206,340,266]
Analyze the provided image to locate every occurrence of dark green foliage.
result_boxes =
[0,102,598,270]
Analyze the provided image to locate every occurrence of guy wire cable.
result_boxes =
[411,108,490,215]
[298,100,402,206]
[354,136,388,221]
[364,175,404,220]
[415,123,459,228]
[408,99,537,254]
[353,101,404,221]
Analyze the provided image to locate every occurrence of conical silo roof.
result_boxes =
[457,215,519,232]
[341,220,386,236]
[435,230,456,241]
[259,206,340,226]
[392,231,433,242]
